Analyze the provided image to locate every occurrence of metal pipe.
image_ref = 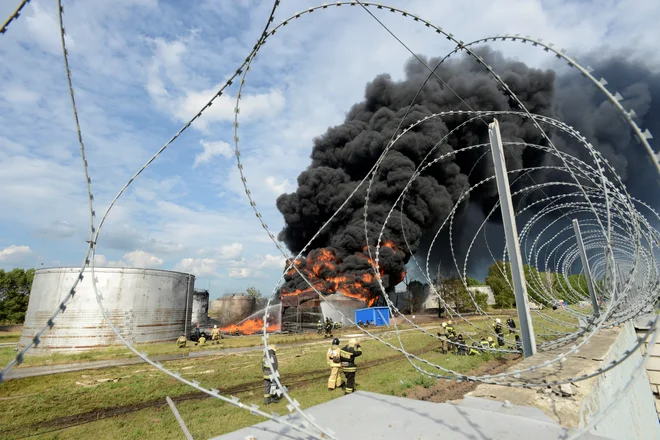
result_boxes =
[488,119,537,357]
[184,275,190,338]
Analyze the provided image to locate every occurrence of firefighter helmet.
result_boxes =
[270,345,277,352]
[487,337,493,342]
[495,318,501,324]
[332,338,340,346]
[442,322,447,327]
[348,338,358,347]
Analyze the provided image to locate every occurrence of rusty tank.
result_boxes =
[19,267,195,352]
[208,294,255,326]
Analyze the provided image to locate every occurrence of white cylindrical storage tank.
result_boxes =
[19,267,195,352]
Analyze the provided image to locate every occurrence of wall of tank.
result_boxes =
[191,290,209,326]
[320,294,365,326]
[19,267,195,352]
[208,295,256,326]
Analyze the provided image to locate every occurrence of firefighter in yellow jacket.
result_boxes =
[327,338,343,390]
[210,325,222,345]
[340,338,362,394]
[262,345,280,404]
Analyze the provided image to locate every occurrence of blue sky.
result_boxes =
[0,0,657,299]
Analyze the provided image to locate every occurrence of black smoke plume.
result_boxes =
[276,47,660,296]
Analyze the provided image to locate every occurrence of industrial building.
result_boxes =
[19,267,195,352]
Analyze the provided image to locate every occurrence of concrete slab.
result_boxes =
[456,395,557,424]
[467,328,621,428]
[212,391,609,440]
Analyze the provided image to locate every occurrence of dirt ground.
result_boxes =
[405,355,522,403]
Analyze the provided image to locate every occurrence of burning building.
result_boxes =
[278,244,406,330]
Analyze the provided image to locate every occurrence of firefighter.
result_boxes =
[448,332,458,354]
[262,344,280,404]
[437,329,448,354]
[469,342,481,356]
[340,338,362,394]
[177,334,187,348]
[507,317,516,334]
[211,325,222,344]
[324,318,333,338]
[327,338,343,391]
[191,324,201,342]
[515,335,523,353]
[445,321,455,336]
[494,318,505,347]
[196,334,206,346]
[480,337,489,351]
[488,336,496,349]
[456,334,467,356]
[317,320,323,335]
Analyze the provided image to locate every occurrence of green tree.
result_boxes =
[485,261,515,309]
[0,268,35,323]
[246,286,262,299]
[408,280,426,313]
[439,277,488,313]
[466,277,483,287]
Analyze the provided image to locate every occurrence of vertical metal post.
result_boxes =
[166,396,194,440]
[488,119,537,357]
[572,219,600,318]
[184,275,190,338]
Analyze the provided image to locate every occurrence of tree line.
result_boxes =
[403,260,590,313]
[0,268,34,324]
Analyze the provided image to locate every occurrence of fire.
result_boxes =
[221,316,280,335]
[281,244,406,305]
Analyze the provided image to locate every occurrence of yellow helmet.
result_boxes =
[487,337,493,342]
[348,338,358,347]
[447,321,453,325]
[269,344,277,352]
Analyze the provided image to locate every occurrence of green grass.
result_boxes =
[0,331,20,343]
[0,329,505,440]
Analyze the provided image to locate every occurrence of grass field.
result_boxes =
[0,309,582,440]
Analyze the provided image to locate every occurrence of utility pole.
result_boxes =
[572,219,600,318]
[488,119,537,357]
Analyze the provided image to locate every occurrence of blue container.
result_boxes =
[354,307,390,326]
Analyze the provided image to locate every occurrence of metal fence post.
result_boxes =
[166,396,194,440]
[572,219,600,318]
[488,119,537,357]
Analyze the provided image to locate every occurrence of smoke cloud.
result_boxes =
[276,47,660,295]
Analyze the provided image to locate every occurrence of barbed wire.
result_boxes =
[0,0,31,36]
[1,1,658,439]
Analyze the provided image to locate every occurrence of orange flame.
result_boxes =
[221,317,280,335]
[280,246,406,305]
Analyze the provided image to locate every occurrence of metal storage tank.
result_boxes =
[208,295,255,326]
[191,289,209,326]
[19,267,195,352]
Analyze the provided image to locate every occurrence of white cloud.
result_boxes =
[0,245,32,263]
[264,176,291,194]
[174,257,221,277]
[96,250,164,268]
[229,267,251,278]
[172,87,286,130]
[258,254,285,270]
[120,250,164,268]
[193,140,233,168]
